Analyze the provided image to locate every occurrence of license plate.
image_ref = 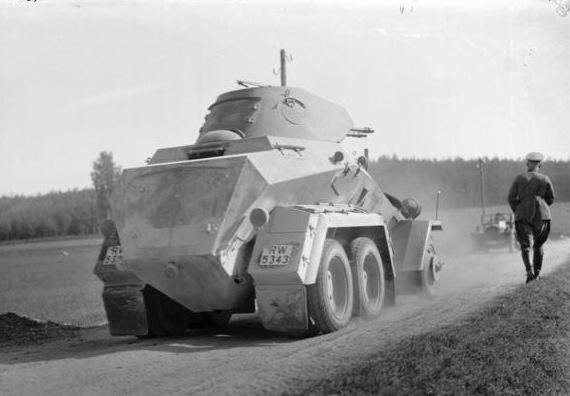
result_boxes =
[103,246,124,265]
[260,244,293,266]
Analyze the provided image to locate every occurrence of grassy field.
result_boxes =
[0,238,105,326]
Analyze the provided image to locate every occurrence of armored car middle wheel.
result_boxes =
[349,237,385,319]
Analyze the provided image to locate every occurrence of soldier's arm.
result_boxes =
[507,178,519,212]
[545,177,555,206]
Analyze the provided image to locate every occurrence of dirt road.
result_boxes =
[2,239,569,396]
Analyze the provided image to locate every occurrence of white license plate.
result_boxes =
[103,246,124,265]
[260,244,293,266]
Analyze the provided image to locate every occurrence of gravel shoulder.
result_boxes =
[1,239,569,396]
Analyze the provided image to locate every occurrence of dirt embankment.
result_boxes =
[0,313,79,346]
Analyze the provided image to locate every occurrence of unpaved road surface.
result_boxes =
[2,239,569,396]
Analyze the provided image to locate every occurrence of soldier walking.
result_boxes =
[508,152,555,283]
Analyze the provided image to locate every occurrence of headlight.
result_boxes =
[401,198,421,220]
[250,207,269,228]
[100,219,117,238]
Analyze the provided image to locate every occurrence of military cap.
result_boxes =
[526,152,544,162]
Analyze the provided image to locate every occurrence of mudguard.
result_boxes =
[248,204,394,333]
[390,219,443,272]
[94,239,148,336]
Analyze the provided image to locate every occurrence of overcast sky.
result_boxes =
[1,0,569,196]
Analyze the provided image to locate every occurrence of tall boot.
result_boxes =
[522,249,534,283]
[533,250,544,280]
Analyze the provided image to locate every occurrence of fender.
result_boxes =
[248,204,394,333]
[248,205,394,285]
[93,237,148,336]
[390,219,443,273]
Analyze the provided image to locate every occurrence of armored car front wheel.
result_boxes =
[308,239,354,334]
[421,240,441,297]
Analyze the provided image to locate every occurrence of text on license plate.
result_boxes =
[260,244,293,266]
[103,246,124,265]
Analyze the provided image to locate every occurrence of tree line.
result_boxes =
[0,155,568,242]
[0,189,99,241]
[0,152,120,242]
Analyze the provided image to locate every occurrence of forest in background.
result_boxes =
[0,189,99,242]
[1,157,568,242]
[0,151,120,242]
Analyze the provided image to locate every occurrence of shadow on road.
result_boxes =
[0,313,300,365]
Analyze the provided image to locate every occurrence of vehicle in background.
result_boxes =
[472,212,517,253]
[471,159,517,254]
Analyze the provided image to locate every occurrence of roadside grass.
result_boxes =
[294,261,570,396]
[0,238,106,326]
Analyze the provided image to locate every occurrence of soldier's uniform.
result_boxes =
[507,152,555,283]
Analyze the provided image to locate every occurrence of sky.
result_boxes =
[1,0,569,196]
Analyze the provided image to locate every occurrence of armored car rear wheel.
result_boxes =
[141,285,190,337]
[308,239,354,334]
[349,237,385,319]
